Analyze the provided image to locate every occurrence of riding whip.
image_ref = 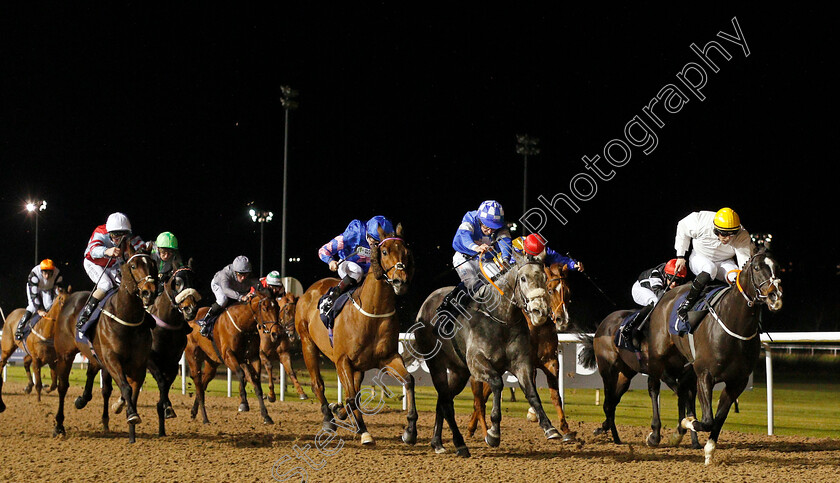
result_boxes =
[565,252,617,307]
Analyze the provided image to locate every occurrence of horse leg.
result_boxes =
[380,353,418,445]
[185,348,203,420]
[299,328,333,431]
[0,355,8,412]
[261,352,276,403]
[513,363,561,441]
[74,363,99,410]
[147,357,168,436]
[236,354,274,425]
[684,376,702,449]
[681,371,715,435]
[197,363,218,424]
[646,376,663,447]
[47,363,57,393]
[596,368,634,444]
[438,365,471,457]
[126,374,145,444]
[278,350,307,399]
[485,373,504,448]
[101,370,113,433]
[541,360,575,441]
[23,355,34,394]
[33,359,44,402]
[703,379,748,466]
[466,379,489,438]
[335,357,371,445]
[53,357,73,437]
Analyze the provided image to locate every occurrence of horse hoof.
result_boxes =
[268,394,276,403]
[646,432,660,447]
[53,426,66,438]
[561,431,578,443]
[526,407,538,422]
[455,446,471,458]
[360,432,375,446]
[593,427,606,436]
[298,393,309,400]
[238,403,250,412]
[24,382,34,395]
[322,421,337,432]
[0,402,5,413]
[112,397,126,414]
[164,406,177,419]
[485,433,500,448]
[545,427,562,440]
[127,412,141,425]
[431,443,447,454]
[74,396,90,410]
[668,432,684,447]
[401,430,417,445]
[263,416,274,425]
[680,417,696,432]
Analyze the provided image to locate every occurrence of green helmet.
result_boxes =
[155,231,179,250]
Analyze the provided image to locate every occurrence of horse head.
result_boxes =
[120,244,158,308]
[545,263,571,331]
[250,287,281,330]
[372,223,413,295]
[169,266,201,321]
[745,249,783,312]
[511,250,551,326]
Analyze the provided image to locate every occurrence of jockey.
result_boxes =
[674,208,752,324]
[77,212,147,333]
[511,233,584,272]
[317,215,395,314]
[439,200,513,311]
[260,270,287,297]
[620,259,688,340]
[15,259,64,341]
[198,255,257,338]
[150,231,184,287]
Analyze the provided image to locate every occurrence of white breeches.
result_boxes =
[689,251,739,283]
[453,252,501,292]
[631,281,658,306]
[338,261,364,283]
[84,258,120,294]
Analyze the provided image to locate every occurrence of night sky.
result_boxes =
[2,5,837,331]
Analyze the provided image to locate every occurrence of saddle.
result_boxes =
[19,313,43,342]
[75,290,119,366]
[668,284,731,336]
[317,287,358,346]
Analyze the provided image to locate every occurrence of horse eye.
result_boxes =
[382,249,388,256]
[520,276,526,283]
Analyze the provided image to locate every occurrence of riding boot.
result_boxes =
[76,297,101,333]
[15,310,33,341]
[319,276,356,315]
[677,272,711,324]
[622,303,653,340]
[437,282,467,314]
[199,303,223,339]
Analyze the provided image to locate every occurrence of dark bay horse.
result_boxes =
[295,225,416,447]
[185,288,279,424]
[578,309,701,449]
[466,262,577,442]
[413,250,561,457]
[0,287,68,410]
[257,292,308,402]
[112,266,201,436]
[53,246,158,442]
[648,249,783,465]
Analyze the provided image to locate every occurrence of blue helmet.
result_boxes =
[477,200,504,229]
[366,216,395,242]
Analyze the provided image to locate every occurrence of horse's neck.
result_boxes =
[112,287,143,314]
[229,301,258,330]
[481,267,518,320]
[720,271,759,326]
[357,272,394,312]
[154,293,181,323]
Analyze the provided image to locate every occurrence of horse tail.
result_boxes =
[577,332,597,370]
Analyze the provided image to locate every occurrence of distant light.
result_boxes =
[288,257,301,263]
[25,200,47,212]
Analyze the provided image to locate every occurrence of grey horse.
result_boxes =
[411,250,562,457]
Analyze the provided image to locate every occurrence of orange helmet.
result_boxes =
[40,259,55,271]
[523,234,547,256]
[664,259,687,279]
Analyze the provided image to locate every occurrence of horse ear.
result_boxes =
[396,223,403,237]
[511,248,525,266]
[378,225,386,241]
[187,257,195,270]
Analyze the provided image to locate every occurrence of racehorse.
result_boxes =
[110,265,201,436]
[649,249,783,465]
[295,225,416,447]
[257,292,308,402]
[413,250,561,457]
[0,287,69,409]
[53,245,158,443]
[466,262,577,442]
[185,288,279,425]
[578,310,701,449]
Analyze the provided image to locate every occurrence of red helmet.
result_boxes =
[523,234,547,256]
[664,259,687,279]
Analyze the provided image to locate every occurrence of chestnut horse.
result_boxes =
[295,225,416,447]
[0,287,69,410]
[111,265,201,436]
[650,249,783,465]
[185,288,279,425]
[466,262,577,442]
[257,292,308,402]
[54,245,158,442]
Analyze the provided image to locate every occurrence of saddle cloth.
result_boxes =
[317,287,357,331]
[614,309,643,352]
[75,289,118,345]
[19,313,43,341]
[667,284,730,336]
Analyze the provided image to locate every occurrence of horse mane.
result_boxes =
[370,240,385,280]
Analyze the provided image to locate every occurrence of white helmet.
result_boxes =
[266,270,283,287]
[106,212,132,234]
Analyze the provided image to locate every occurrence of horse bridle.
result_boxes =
[735,254,782,308]
[546,275,567,322]
[125,253,156,297]
[260,298,296,335]
[377,237,409,287]
[163,267,198,315]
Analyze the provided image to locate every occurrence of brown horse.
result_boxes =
[295,225,416,446]
[185,288,279,425]
[257,292,308,402]
[53,245,158,442]
[0,287,69,410]
[648,249,783,465]
[466,262,577,442]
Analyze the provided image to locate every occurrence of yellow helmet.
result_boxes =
[713,207,741,232]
